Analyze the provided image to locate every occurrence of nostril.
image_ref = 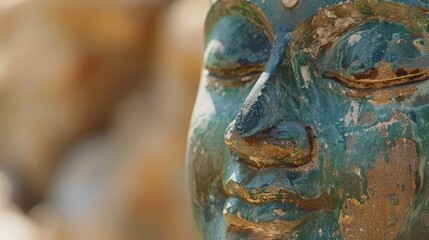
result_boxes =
[270,121,312,151]
[224,120,314,168]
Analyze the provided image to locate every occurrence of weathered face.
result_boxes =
[187,0,429,239]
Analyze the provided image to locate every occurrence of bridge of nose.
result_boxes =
[224,36,313,167]
[232,35,291,137]
[233,73,284,137]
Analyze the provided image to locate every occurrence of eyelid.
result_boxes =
[205,63,265,79]
[205,70,261,87]
[203,0,273,87]
[323,70,429,89]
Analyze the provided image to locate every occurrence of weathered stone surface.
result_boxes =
[188,0,429,239]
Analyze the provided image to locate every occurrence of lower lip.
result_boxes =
[223,197,318,236]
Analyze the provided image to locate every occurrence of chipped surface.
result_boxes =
[282,0,298,9]
[340,139,418,239]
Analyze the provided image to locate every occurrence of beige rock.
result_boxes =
[47,0,209,239]
[0,0,208,239]
[0,171,41,240]
[0,0,164,207]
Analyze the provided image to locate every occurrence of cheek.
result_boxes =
[187,90,230,191]
[187,80,251,220]
[189,84,246,158]
[188,77,256,154]
[187,96,232,230]
[310,102,418,236]
[339,138,418,239]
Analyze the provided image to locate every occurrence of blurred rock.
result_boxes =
[0,171,40,240]
[46,0,209,239]
[0,0,208,239]
[0,0,164,208]
[0,208,40,240]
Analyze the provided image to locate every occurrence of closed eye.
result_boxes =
[289,1,429,91]
[203,0,273,87]
[323,69,429,89]
[320,20,429,90]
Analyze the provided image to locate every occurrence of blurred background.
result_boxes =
[0,0,209,239]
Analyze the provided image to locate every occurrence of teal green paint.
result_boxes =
[187,0,429,239]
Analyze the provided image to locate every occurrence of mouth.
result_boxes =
[223,197,316,237]
[222,158,335,235]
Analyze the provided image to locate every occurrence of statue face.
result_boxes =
[187,0,429,239]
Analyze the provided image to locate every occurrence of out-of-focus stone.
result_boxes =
[161,0,208,82]
[0,0,208,239]
[0,0,164,208]
[0,171,40,240]
[0,208,40,240]
[47,0,209,239]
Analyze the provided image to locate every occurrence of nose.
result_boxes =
[223,35,314,168]
[224,119,313,168]
[223,71,314,168]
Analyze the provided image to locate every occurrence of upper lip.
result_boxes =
[223,158,335,211]
[224,178,335,210]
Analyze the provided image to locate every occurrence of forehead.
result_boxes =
[211,0,429,36]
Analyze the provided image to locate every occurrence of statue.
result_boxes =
[187,0,429,239]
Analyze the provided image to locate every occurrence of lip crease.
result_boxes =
[223,197,316,237]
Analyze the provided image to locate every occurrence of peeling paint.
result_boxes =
[344,101,360,127]
[300,66,311,89]
[189,0,429,239]
[347,33,362,46]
